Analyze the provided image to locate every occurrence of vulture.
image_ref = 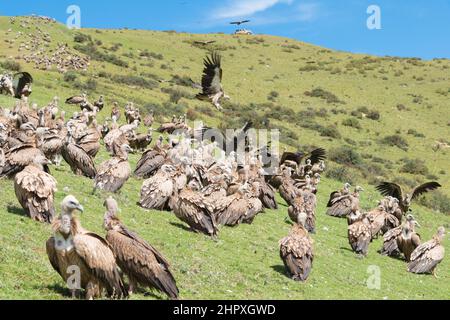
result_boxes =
[397,218,421,262]
[376,181,442,213]
[103,197,179,299]
[380,214,417,258]
[280,148,327,168]
[93,95,104,111]
[76,121,101,158]
[170,180,218,237]
[65,93,87,105]
[196,52,229,110]
[1,143,47,178]
[327,183,351,207]
[348,212,372,257]
[140,165,186,211]
[61,136,97,179]
[214,183,263,227]
[193,40,216,46]
[14,155,57,223]
[36,128,64,165]
[279,211,314,282]
[12,72,33,99]
[326,186,363,218]
[134,144,166,178]
[129,129,153,152]
[230,20,250,25]
[408,227,446,276]
[111,102,121,121]
[278,168,299,207]
[367,197,401,239]
[46,196,127,299]
[94,144,132,193]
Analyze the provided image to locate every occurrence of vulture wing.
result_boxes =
[410,182,442,201]
[326,191,340,207]
[13,72,33,99]
[408,240,445,274]
[134,150,165,178]
[46,237,63,276]
[307,148,327,165]
[1,145,44,178]
[73,232,127,298]
[62,143,97,179]
[199,52,222,96]
[106,227,179,299]
[376,182,403,202]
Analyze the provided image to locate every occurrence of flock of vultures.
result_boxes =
[0,49,446,300]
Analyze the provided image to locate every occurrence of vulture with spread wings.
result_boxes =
[376,181,442,213]
[230,20,250,26]
[196,52,229,110]
[13,72,33,99]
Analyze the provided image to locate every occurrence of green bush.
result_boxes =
[63,72,77,82]
[418,191,450,214]
[318,125,341,139]
[161,87,192,103]
[367,110,381,120]
[329,146,362,166]
[381,134,409,151]
[112,75,158,89]
[1,60,21,71]
[342,118,361,129]
[400,158,429,175]
[325,166,357,184]
[304,88,342,104]
[74,44,129,68]
[73,33,92,43]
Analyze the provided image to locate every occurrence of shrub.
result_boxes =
[1,60,21,71]
[367,110,381,120]
[140,50,164,60]
[112,75,158,89]
[73,33,92,43]
[400,158,429,175]
[417,191,450,214]
[63,72,77,82]
[74,44,128,68]
[318,125,341,139]
[381,134,409,151]
[325,166,357,184]
[299,65,319,72]
[304,88,342,104]
[342,118,361,129]
[329,146,362,166]
[161,87,192,103]
[407,129,425,138]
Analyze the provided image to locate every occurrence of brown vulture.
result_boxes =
[279,212,314,282]
[46,196,127,299]
[1,143,48,178]
[397,219,421,262]
[94,144,132,193]
[134,147,166,178]
[326,186,363,218]
[230,20,250,26]
[14,155,57,223]
[170,180,218,237]
[103,197,179,299]
[408,227,446,276]
[196,52,229,111]
[279,148,327,167]
[61,137,97,179]
[376,181,442,213]
[380,214,416,257]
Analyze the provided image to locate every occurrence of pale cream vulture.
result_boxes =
[279,212,314,282]
[46,196,127,299]
[94,144,132,193]
[348,212,372,257]
[14,155,57,223]
[103,197,179,299]
[408,227,446,276]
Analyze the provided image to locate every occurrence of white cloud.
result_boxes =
[297,3,320,22]
[213,0,294,20]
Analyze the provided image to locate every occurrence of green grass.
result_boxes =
[0,16,449,300]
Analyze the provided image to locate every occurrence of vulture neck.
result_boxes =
[53,212,81,238]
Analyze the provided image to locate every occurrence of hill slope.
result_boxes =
[0,16,448,300]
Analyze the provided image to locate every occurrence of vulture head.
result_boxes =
[436,227,446,242]
[61,195,84,215]
[355,186,364,193]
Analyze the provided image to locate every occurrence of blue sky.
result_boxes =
[1,0,449,59]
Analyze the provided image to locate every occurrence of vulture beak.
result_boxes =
[414,221,421,228]
[76,204,84,213]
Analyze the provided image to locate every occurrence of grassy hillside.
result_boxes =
[0,16,448,300]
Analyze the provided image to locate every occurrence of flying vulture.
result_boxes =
[196,52,229,110]
[230,20,250,26]
[46,196,127,299]
[14,155,57,223]
[13,72,33,99]
[376,181,442,213]
[408,227,446,276]
[103,197,179,299]
[279,211,314,282]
